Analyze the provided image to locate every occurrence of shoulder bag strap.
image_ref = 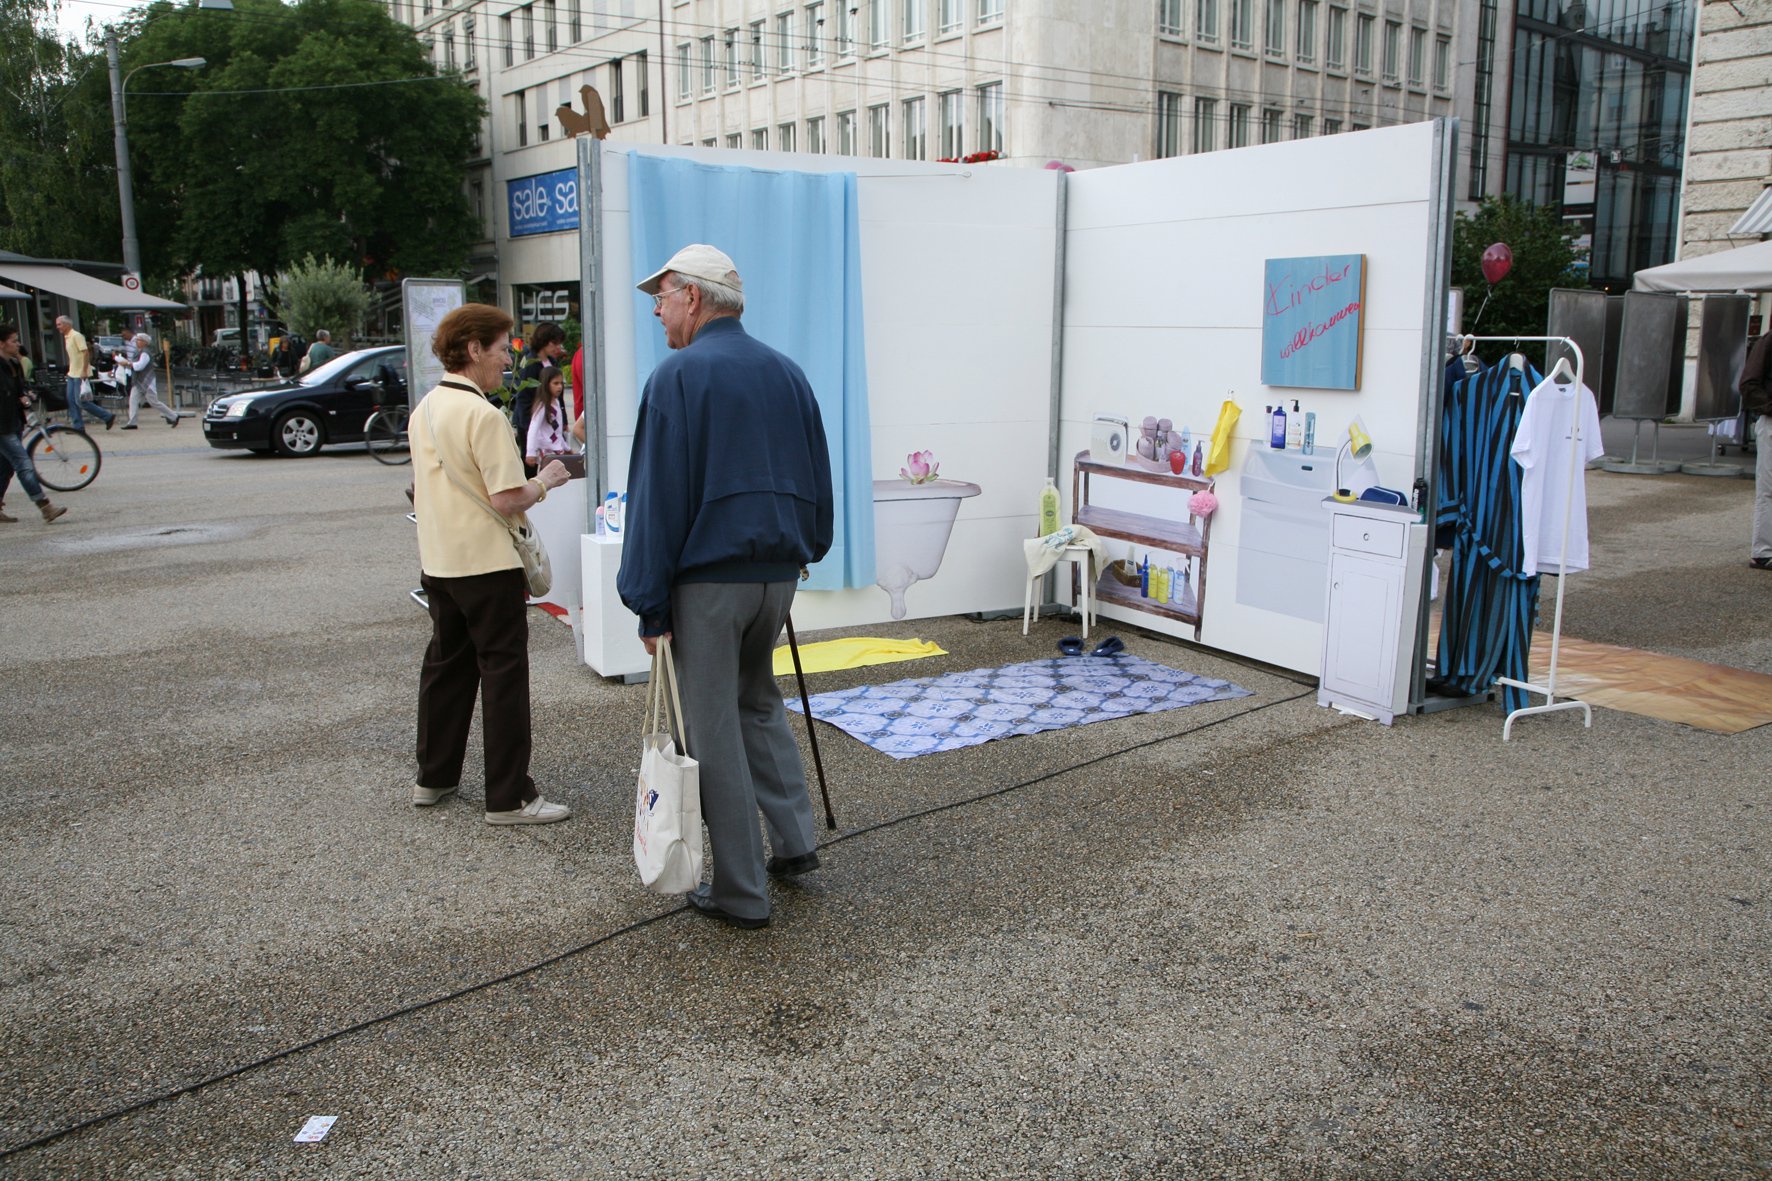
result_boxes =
[422,394,524,539]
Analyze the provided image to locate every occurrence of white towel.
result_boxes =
[1023,525,1104,579]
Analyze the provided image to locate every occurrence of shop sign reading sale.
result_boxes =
[1260,254,1366,390]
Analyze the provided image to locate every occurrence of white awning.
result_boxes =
[1631,239,1772,294]
[0,281,28,300]
[1728,188,1772,237]
[0,263,185,310]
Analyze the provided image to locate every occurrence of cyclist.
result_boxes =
[0,322,68,524]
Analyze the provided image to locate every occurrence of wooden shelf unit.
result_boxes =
[1071,450,1214,639]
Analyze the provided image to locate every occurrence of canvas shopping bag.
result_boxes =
[633,638,703,894]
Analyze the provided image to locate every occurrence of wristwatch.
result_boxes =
[530,477,547,502]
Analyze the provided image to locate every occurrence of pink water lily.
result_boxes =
[900,450,940,484]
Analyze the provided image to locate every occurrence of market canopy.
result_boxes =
[0,281,28,300]
[1631,239,1772,294]
[0,263,185,310]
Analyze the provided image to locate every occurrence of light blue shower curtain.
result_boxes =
[626,153,874,592]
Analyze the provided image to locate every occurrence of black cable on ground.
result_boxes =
[0,681,1317,1162]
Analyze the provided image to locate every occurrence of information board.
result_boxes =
[402,278,466,406]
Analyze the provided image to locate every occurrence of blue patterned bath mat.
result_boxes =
[785,654,1252,759]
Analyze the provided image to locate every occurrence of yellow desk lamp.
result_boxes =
[1331,417,1373,503]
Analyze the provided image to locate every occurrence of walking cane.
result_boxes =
[784,611,837,830]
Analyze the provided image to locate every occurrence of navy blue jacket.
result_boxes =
[617,317,833,636]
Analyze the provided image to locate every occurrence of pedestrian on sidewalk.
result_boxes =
[118,334,179,429]
[54,316,115,432]
[1741,329,1772,571]
[0,323,67,524]
[408,303,573,826]
[619,244,834,929]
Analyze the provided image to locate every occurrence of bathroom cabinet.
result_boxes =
[1316,499,1427,724]
[1071,450,1214,640]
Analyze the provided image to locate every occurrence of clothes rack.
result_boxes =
[1450,334,1595,740]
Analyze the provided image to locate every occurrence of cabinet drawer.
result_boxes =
[1332,514,1405,558]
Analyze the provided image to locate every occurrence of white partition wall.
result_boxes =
[592,143,1063,631]
[1059,121,1452,675]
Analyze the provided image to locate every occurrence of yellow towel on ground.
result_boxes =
[772,637,947,676]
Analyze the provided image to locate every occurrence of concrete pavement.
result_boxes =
[1,420,1767,1177]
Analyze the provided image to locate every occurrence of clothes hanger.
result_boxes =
[1548,352,1576,383]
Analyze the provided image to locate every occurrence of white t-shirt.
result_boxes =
[1510,377,1605,576]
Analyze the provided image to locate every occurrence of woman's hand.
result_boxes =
[537,459,570,490]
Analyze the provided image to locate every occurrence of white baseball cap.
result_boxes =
[636,243,743,297]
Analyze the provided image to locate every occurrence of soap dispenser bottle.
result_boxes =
[1270,402,1286,449]
[1039,477,1060,537]
[1287,400,1304,449]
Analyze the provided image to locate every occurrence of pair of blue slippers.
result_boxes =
[1058,635,1124,658]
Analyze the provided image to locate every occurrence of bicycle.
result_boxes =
[21,387,102,492]
[364,401,411,465]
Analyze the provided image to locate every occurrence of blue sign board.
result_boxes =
[507,168,580,238]
[1260,254,1366,390]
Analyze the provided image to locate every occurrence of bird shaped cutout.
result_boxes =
[556,85,612,140]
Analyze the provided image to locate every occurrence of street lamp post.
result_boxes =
[106,35,207,279]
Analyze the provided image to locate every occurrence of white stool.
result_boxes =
[1023,544,1094,638]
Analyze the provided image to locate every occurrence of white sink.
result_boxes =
[1241,447,1338,509]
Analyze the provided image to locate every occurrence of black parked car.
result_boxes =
[203,346,408,457]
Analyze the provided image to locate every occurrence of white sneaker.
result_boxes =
[485,796,571,825]
[412,782,458,806]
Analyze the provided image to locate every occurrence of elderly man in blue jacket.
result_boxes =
[618,244,834,929]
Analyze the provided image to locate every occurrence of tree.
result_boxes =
[271,253,370,342]
[1451,196,1583,341]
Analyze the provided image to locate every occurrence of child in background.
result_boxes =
[525,365,571,468]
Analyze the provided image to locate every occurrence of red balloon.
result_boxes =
[1481,242,1513,285]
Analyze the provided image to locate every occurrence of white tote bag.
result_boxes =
[633,638,704,894]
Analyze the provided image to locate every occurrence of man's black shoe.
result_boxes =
[685,892,770,929]
[119,424,138,430]
[766,851,821,878]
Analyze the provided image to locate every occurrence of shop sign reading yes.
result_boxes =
[507,167,580,238]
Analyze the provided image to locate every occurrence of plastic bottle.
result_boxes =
[1039,477,1060,537]
[1270,402,1287,449]
[1303,411,1317,455]
[604,491,622,535]
[1151,562,1169,604]
[1191,440,1204,476]
[1139,554,1150,598]
[1287,400,1304,449]
[595,504,606,536]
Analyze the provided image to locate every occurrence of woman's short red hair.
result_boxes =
[431,303,514,373]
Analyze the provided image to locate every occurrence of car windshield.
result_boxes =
[299,348,389,387]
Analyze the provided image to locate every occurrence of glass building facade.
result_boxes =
[1471,0,1695,288]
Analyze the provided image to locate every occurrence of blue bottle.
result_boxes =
[1270,402,1286,449]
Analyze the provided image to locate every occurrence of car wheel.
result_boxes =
[273,411,324,456]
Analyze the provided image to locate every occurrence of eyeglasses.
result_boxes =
[651,286,688,309]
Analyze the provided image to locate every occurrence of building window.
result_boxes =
[753,127,768,150]
[1354,13,1373,74]
[1160,0,1184,36]
[978,0,1003,22]
[471,178,485,234]
[1432,35,1449,90]
[1293,112,1312,138]
[835,5,856,54]
[1230,0,1253,50]
[1260,106,1281,143]
[502,14,513,66]
[1407,25,1425,85]
[726,29,740,87]
[902,0,924,43]
[726,133,741,149]
[778,120,796,151]
[806,4,824,66]
[902,96,926,160]
[701,34,716,92]
[515,89,528,146]
[869,0,888,48]
[609,58,624,121]
[976,80,1003,152]
[941,0,963,34]
[522,4,534,59]
[868,102,890,156]
[568,0,579,42]
[807,114,826,152]
[939,89,963,157]
[1157,91,1184,158]
[1263,0,1284,54]
[1296,0,1316,62]
[1193,96,1217,152]
[777,12,794,73]
[1325,6,1344,67]
[443,25,455,69]
[1382,19,1400,81]
[636,49,649,115]
[1228,102,1249,146]
[677,42,692,98]
[750,21,766,77]
[1196,0,1218,42]
[544,0,557,52]
[702,138,715,147]
[1323,117,1341,134]
[837,109,855,154]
